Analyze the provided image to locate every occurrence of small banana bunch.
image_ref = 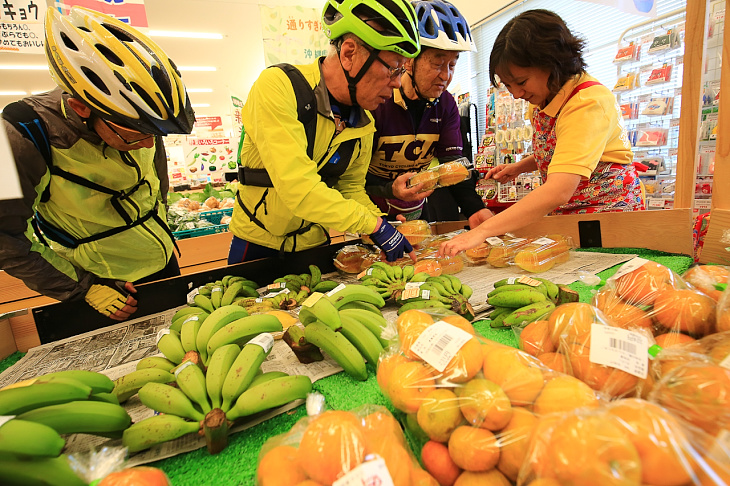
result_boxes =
[395,274,475,320]
[359,261,416,300]
[0,370,131,486]
[287,285,389,381]
[486,276,562,328]
[122,334,313,454]
[191,275,260,314]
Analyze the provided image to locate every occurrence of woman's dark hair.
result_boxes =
[489,9,586,96]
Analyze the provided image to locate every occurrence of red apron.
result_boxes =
[532,81,645,215]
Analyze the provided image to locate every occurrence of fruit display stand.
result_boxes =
[0,248,696,485]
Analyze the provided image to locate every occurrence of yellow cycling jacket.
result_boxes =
[230,59,383,252]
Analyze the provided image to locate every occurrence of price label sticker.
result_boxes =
[612,257,649,279]
[301,292,324,308]
[589,325,650,378]
[401,287,421,300]
[419,289,431,300]
[267,282,286,290]
[333,458,394,486]
[648,198,665,208]
[486,237,503,246]
[411,321,473,372]
[326,284,347,297]
[669,148,679,157]
[249,333,275,353]
[518,276,542,287]
[186,287,200,305]
[404,282,425,290]
[357,270,368,279]
[212,287,223,293]
[670,118,680,127]
[532,237,555,246]
[510,238,527,243]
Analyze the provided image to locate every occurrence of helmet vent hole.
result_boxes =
[131,81,163,117]
[168,58,182,77]
[102,23,135,43]
[78,26,91,33]
[114,71,133,92]
[60,32,79,51]
[96,44,124,66]
[81,66,110,95]
[151,65,174,107]
[352,4,397,37]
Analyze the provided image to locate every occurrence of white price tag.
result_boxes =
[411,321,473,372]
[404,282,425,290]
[510,238,527,243]
[401,287,421,300]
[612,257,649,279]
[648,198,665,208]
[186,287,200,305]
[0,416,15,427]
[156,329,171,343]
[182,315,199,325]
[669,148,679,157]
[212,287,223,294]
[589,325,650,379]
[267,282,286,290]
[326,284,347,297]
[486,237,503,246]
[249,333,275,353]
[532,237,555,245]
[174,360,196,378]
[670,118,680,127]
[419,289,431,300]
[302,292,324,308]
[333,458,394,486]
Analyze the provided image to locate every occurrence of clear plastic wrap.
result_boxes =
[513,234,573,273]
[396,220,434,247]
[484,236,533,268]
[255,401,436,486]
[333,244,374,274]
[717,284,730,333]
[407,159,472,191]
[682,265,730,302]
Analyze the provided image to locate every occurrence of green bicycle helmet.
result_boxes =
[322,0,420,58]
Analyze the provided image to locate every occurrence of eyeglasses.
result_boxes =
[100,118,154,146]
[373,55,407,80]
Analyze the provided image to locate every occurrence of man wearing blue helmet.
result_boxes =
[366,0,493,227]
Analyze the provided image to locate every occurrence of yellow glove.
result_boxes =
[84,279,130,317]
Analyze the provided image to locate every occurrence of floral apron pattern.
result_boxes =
[532,81,644,215]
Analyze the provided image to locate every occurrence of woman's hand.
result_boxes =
[438,228,488,257]
[392,172,434,201]
[485,163,522,184]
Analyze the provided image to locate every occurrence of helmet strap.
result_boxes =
[405,60,439,108]
[336,41,380,106]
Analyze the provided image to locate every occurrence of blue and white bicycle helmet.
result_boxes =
[412,0,475,52]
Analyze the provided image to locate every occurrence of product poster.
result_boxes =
[54,0,149,29]
[0,1,44,54]
[182,138,237,183]
[259,5,330,66]
[578,0,657,17]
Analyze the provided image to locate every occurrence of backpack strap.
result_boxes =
[2,100,52,166]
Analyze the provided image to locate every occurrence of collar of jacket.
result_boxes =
[314,57,373,130]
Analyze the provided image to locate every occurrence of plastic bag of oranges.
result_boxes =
[513,234,573,273]
[518,399,730,486]
[255,400,437,486]
[716,283,730,333]
[594,258,718,338]
[682,264,730,302]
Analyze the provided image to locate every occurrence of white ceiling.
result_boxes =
[0,0,512,129]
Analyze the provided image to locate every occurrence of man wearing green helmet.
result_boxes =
[228,0,425,263]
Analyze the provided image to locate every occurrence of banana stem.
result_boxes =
[204,408,229,454]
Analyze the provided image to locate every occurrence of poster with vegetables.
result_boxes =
[182,138,236,182]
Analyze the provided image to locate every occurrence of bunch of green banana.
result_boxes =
[252,264,340,311]
[486,276,558,328]
[0,369,131,477]
[394,274,475,319]
[358,261,415,300]
[125,332,312,454]
[192,275,260,313]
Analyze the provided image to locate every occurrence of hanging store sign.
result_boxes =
[0,1,44,54]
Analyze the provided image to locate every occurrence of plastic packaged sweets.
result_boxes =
[635,127,668,146]
[513,234,573,273]
[641,97,673,116]
[620,102,639,119]
[613,42,639,63]
[407,158,472,191]
[613,71,640,92]
[645,64,672,85]
[647,29,681,54]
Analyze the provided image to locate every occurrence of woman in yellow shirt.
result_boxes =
[440,9,644,256]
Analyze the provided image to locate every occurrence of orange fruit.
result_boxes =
[413,258,443,277]
[258,445,307,486]
[518,414,561,481]
[416,388,464,442]
[361,411,405,450]
[548,413,642,486]
[693,453,730,485]
[532,375,599,416]
[651,362,730,435]
[387,360,438,413]
[297,410,366,485]
[367,440,413,486]
[525,480,562,486]
[97,467,170,486]
[683,265,729,301]
[410,468,440,486]
[294,481,324,486]
[614,260,674,305]
[439,314,476,336]
[593,289,625,309]
[607,398,693,486]
[397,310,435,360]
[378,353,413,393]
[519,320,556,356]
[453,469,511,486]
[598,301,653,329]
[447,425,500,472]
[496,407,539,481]
[654,332,696,348]
[482,345,545,405]
[421,440,461,486]
[567,336,639,397]
[441,336,484,384]
[717,306,730,333]
[457,378,512,431]
[708,338,730,365]
[653,288,715,336]
[547,302,606,348]
[536,352,568,374]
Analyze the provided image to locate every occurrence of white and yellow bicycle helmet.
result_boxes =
[44,6,194,135]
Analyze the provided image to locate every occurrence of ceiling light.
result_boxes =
[0,65,47,70]
[191,103,210,108]
[0,91,27,96]
[186,88,213,93]
[178,66,216,72]
[149,30,223,40]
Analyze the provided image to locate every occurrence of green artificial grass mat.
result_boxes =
[0,248,696,485]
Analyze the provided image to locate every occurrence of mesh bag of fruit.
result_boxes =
[255,399,437,486]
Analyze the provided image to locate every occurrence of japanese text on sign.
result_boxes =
[0,0,40,21]
[286,18,322,31]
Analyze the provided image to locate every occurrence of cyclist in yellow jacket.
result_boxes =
[1,7,194,321]
[228,0,422,263]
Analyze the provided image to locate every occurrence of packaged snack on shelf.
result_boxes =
[407,158,472,191]
[256,399,437,486]
[645,63,673,85]
[636,127,668,146]
[647,29,681,54]
[613,71,640,91]
[476,177,498,200]
[513,234,573,273]
[519,400,730,486]
[333,244,374,274]
[614,42,639,63]
[395,219,433,247]
[620,101,639,119]
[634,156,664,175]
[485,235,532,268]
[682,264,729,302]
[641,97,673,115]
